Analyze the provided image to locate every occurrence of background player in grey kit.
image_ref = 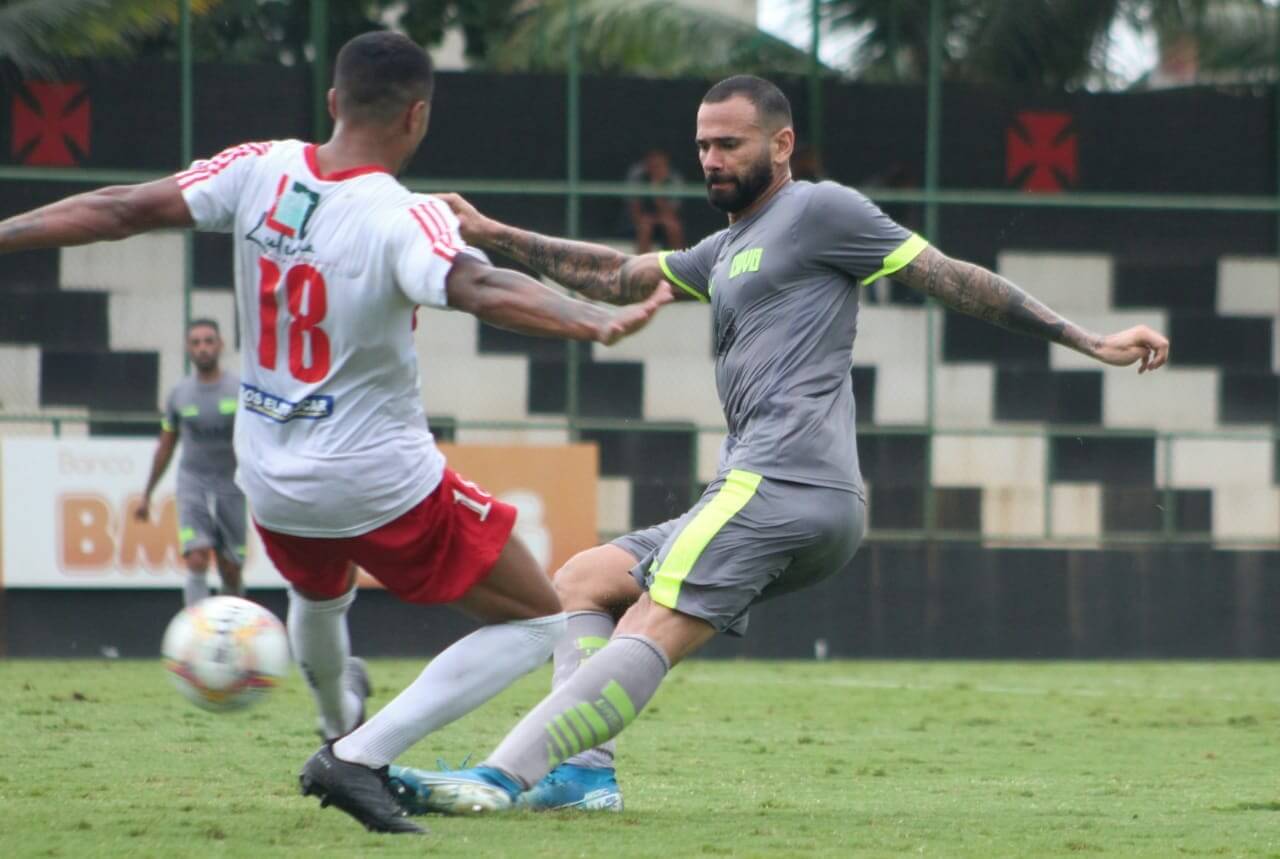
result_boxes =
[137,318,246,606]
[376,75,1168,815]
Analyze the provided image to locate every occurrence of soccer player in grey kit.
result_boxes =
[400,75,1170,813]
[137,318,246,605]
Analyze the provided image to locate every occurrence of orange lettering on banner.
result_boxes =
[120,495,180,569]
[60,494,114,570]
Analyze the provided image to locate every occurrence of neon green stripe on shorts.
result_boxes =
[649,469,762,609]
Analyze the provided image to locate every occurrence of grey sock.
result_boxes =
[183,573,209,607]
[551,611,618,770]
[485,634,669,790]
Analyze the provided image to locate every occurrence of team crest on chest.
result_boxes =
[729,247,763,278]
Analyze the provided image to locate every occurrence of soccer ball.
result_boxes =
[161,596,290,712]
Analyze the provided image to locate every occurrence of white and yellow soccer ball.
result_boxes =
[161,596,290,712]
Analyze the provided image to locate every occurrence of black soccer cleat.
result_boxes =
[299,743,426,835]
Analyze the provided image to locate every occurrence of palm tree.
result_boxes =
[1131,0,1278,86]
[824,0,1123,87]
[0,0,223,73]
[1,0,816,79]
[824,0,1278,89]
[484,0,821,77]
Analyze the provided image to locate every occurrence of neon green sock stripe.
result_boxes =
[557,714,586,756]
[658,251,708,302]
[861,233,929,286]
[650,469,762,609]
[601,680,637,725]
[564,706,598,749]
[545,716,570,757]
[576,636,609,655]
[545,721,570,763]
[575,702,611,746]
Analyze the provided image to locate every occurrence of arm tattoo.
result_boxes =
[899,246,1102,356]
[486,225,657,304]
[0,213,46,251]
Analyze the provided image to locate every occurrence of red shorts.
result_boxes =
[255,468,517,604]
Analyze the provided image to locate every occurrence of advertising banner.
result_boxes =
[1,438,597,589]
[1,438,275,588]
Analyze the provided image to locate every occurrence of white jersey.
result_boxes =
[178,139,460,537]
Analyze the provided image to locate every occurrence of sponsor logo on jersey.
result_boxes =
[264,175,320,238]
[241,383,333,423]
[729,247,763,278]
[245,175,320,260]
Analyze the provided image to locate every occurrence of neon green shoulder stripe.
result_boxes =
[657,251,709,303]
[861,233,929,287]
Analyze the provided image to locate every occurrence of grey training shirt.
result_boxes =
[163,372,241,496]
[658,180,926,496]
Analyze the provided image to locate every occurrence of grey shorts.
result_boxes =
[611,469,865,636]
[178,489,247,563]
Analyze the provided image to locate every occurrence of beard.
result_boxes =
[191,355,218,373]
[705,154,774,214]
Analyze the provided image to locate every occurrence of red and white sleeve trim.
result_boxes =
[176,141,272,190]
[408,200,461,263]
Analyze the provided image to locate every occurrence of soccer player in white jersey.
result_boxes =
[0,32,669,834]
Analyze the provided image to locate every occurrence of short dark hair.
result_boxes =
[702,75,792,131]
[188,318,220,336]
[333,31,434,123]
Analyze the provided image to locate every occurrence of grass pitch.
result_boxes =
[1,659,1277,858]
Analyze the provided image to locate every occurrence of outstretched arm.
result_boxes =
[136,429,178,522]
[895,246,1169,372]
[445,255,672,345]
[436,193,671,305]
[0,178,193,255]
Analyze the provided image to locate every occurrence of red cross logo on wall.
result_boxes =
[1005,111,1076,192]
[12,82,91,167]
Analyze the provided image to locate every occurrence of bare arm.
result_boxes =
[445,255,671,345]
[0,177,193,255]
[436,193,676,305]
[135,429,178,521]
[895,245,1169,372]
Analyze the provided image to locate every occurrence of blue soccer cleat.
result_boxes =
[517,764,624,812]
[385,764,520,815]
[386,764,435,816]
[387,755,472,815]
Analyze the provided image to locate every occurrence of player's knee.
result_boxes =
[552,547,635,612]
[552,551,595,594]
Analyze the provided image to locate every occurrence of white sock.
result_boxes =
[287,586,361,740]
[183,573,209,607]
[334,613,567,768]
